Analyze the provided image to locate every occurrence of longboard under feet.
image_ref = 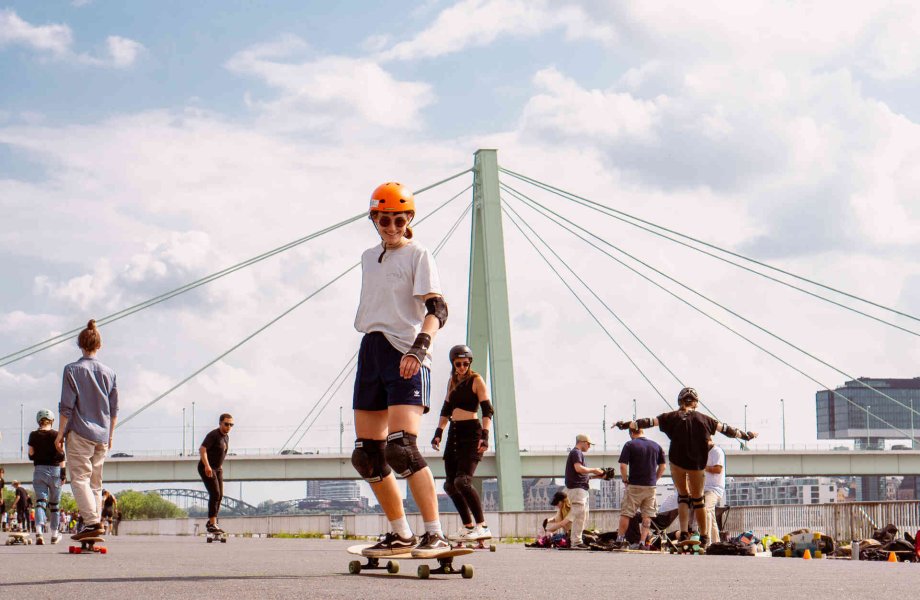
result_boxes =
[448,536,497,552]
[68,536,107,555]
[346,543,475,579]
[206,531,228,544]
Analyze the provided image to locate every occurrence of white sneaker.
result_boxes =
[473,524,492,540]
[456,526,478,540]
[50,534,61,545]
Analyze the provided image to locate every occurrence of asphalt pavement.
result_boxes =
[2,534,918,599]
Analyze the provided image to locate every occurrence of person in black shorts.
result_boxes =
[431,345,493,542]
[12,481,30,532]
[615,387,757,548]
[198,414,232,534]
[351,182,450,558]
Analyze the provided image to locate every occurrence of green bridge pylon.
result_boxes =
[467,149,524,512]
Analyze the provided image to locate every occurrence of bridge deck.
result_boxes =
[1,535,917,599]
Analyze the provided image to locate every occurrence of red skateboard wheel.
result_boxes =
[99,547,107,554]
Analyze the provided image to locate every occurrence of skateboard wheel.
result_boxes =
[490,545,497,553]
[418,564,430,579]
[348,560,361,575]
[221,538,227,543]
[68,546,75,554]
[207,537,213,543]
[386,561,399,574]
[99,547,107,554]
[74,548,82,554]
[461,564,474,579]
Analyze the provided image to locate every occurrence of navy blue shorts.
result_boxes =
[353,332,430,413]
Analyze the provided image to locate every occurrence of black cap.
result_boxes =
[550,490,567,506]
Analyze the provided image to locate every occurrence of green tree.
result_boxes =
[59,492,77,513]
[116,490,186,520]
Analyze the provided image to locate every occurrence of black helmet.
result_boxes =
[550,490,567,506]
[449,344,473,364]
[678,387,699,406]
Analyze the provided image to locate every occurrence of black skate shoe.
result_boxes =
[71,523,104,541]
[411,532,451,558]
[362,532,418,557]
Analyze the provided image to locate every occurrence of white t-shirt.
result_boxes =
[354,240,442,366]
[703,445,726,497]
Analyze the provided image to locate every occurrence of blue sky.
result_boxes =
[3,1,920,503]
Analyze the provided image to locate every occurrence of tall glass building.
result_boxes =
[816,377,920,449]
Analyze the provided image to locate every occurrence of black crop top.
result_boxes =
[440,376,480,417]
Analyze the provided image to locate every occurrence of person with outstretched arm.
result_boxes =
[615,387,756,549]
[55,319,119,542]
[199,414,233,534]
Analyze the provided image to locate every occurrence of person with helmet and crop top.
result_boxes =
[431,344,492,542]
[351,182,450,558]
[29,408,66,545]
[614,387,757,549]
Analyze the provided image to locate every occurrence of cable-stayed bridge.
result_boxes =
[3,149,919,510]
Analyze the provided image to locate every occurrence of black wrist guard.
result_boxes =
[480,429,489,450]
[635,417,654,429]
[741,431,754,441]
[722,424,740,438]
[405,332,431,364]
[434,427,444,440]
[614,421,631,430]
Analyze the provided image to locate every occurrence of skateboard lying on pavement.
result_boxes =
[448,535,497,552]
[346,543,475,579]
[68,536,107,555]
[206,531,228,543]
[673,538,704,555]
[5,532,32,546]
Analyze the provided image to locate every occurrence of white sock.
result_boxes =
[389,517,412,539]
[424,520,443,536]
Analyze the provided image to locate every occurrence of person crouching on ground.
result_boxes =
[564,434,605,549]
[615,387,756,549]
[543,490,573,540]
[56,319,119,541]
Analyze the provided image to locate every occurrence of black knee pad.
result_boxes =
[678,494,691,506]
[691,496,705,509]
[35,499,47,510]
[443,479,458,496]
[454,474,473,492]
[351,439,391,483]
[385,431,428,477]
[49,503,59,514]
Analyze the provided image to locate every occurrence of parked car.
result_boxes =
[111,452,133,458]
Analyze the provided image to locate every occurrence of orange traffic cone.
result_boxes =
[802,549,812,560]
[887,551,897,563]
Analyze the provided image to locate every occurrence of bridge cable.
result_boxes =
[0,170,472,368]
[285,201,474,451]
[500,167,920,334]
[501,185,920,443]
[499,201,673,410]
[501,181,920,421]
[116,188,471,430]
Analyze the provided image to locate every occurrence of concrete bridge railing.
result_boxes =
[115,501,920,541]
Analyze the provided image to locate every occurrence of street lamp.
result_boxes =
[602,404,607,452]
[744,404,748,432]
[632,399,637,421]
[780,399,785,451]
[866,404,871,450]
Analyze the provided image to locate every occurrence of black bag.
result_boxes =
[706,541,755,556]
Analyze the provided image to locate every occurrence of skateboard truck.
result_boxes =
[68,537,107,555]
[348,556,400,575]
[417,556,474,579]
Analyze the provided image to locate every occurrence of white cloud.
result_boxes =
[0,8,143,68]
[226,36,434,133]
[378,0,615,62]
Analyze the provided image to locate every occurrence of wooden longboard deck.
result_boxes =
[347,543,472,560]
[76,536,105,543]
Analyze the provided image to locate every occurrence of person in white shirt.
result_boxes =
[350,182,450,559]
[703,441,726,542]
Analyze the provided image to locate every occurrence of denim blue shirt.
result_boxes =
[59,356,119,444]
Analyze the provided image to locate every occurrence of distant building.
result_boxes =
[725,477,837,506]
[305,480,360,502]
[816,377,920,449]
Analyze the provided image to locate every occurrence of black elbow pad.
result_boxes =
[425,296,448,328]
[635,417,654,429]
[480,400,494,419]
[722,424,739,438]
[440,402,452,418]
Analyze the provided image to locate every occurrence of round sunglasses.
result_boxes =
[376,215,408,228]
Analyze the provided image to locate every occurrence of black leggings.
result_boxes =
[198,463,224,519]
[443,420,484,525]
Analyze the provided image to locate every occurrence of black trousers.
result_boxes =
[198,463,224,519]
[443,420,484,525]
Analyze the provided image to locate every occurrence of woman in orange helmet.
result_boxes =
[351,182,451,558]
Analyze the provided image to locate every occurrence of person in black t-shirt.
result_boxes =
[101,490,117,534]
[563,434,605,548]
[199,413,232,534]
[0,467,6,529]
[28,409,66,544]
[430,345,493,542]
[615,387,757,548]
[12,481,30,532]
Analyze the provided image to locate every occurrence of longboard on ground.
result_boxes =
[5,532,32,546]
[206,531,228,544]
[68,536,107,555]
[447,535,497,552]
[346,543,475,579]
[673,538,704,555]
